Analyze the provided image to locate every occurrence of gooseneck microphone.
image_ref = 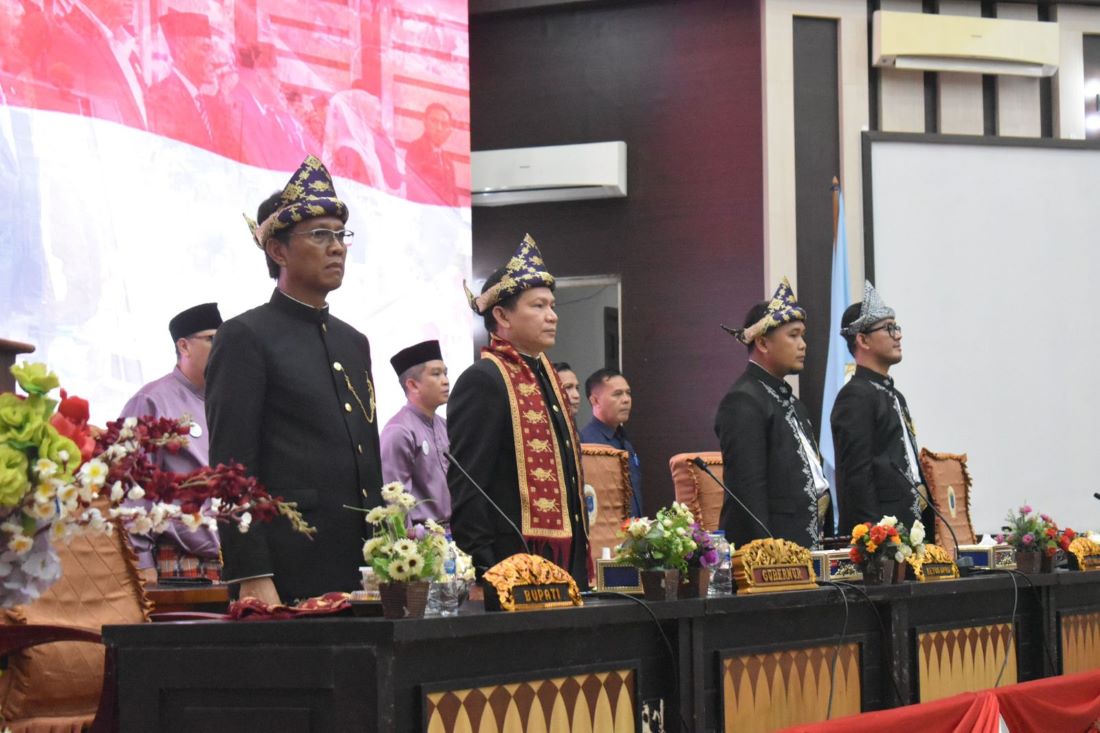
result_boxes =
[892,462,973,575]
[1093,493,1100,502]
[443,450,531,555]
[691,456,773,540]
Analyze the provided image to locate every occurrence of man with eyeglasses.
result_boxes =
[119,302,223,583]
[831,282,933,537]
[206,155,383,605]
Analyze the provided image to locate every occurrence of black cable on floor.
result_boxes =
[580,591,692,733]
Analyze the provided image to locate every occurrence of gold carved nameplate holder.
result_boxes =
[482,553,583,612]
[1068,537,1100,571]
[906,544,960,582]
[733,539,817,594]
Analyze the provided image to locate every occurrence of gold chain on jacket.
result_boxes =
[342,371,376,424]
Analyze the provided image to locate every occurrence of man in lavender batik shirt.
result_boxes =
[380,340,452,525]
[120,303,223,582]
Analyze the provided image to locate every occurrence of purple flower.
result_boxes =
[995,534,1005,544]
[1040,514,1052,523]
[410,524,427,541]
[1022,533,1034,545]
[1021,505,1033,515]
[702,550,719,568]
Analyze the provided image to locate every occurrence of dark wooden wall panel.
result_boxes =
[792,16,840,437]
[470,0,764,508]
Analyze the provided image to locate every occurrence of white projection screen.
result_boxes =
[0,0,472,428]
[868,136,1100,535]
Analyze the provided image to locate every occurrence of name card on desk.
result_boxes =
[733,539,817,595]
[958,544,1016,570]
[482,553,583,612]
[811,550,864,582]
[595,559,643,594]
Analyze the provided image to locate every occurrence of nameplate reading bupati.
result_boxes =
[512,583,575,610]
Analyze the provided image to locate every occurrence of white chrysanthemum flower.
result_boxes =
[392,538,417,557]
[29,500,56,521]
[8,535,33,555]
[380,482,405,503]
[35,458,57,479]
[83,459,109,487]
[238,512,252,533]
[909,521,926,546]
[365,506,388,524]
[57,483,78,505]
[127,486,145,501]
[363,537,387,558]
[424,518,445,535]
[387,559,409,581]
[880,515,898,528]
[34,482,55,502]
[404,551,424,576]
[1,522,22,535]
[398,493,417,510]
[50,521,72,544]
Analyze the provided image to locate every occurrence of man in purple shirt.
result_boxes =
[120,302,222,582]
[380,340,451,525]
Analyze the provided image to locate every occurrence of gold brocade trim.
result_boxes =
[342,370,376,424]
[482,350,586,540]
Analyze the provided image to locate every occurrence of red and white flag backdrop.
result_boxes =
[0,0,472,425]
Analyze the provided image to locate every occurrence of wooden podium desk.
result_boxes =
[102,572,1100,733]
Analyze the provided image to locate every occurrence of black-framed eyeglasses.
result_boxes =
[864,322,902,338]
[291,228,354,247]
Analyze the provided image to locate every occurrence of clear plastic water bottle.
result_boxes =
[707,530,733,597]
[438,533,460,616]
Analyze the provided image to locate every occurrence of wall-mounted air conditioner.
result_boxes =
[471,141,627,207]
[872,10,1059,78]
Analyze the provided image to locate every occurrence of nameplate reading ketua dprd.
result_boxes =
[905,544,960,582]
[733,538,818,595]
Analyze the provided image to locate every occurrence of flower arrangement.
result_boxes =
[0,362,309,608]
[615,502,712,573]
[997,505,1069,557]
[849,515,925,565]
[361,481,447,583]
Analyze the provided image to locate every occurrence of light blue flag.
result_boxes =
[819,184,854,532]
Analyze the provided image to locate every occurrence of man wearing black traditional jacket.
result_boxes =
[446,234,589,588]
[206,156,382,604]
[831,282,932,536]
[715,279,833,550]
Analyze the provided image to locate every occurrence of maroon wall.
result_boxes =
[469,0,764,509]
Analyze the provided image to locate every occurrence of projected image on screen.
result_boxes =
[0,0,472,426]
[869,138,1100,535]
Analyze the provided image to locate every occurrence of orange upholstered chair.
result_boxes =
[918,448,978,546]
[0,520,152,733]
[580,444,635,571]
[669,452,724,531]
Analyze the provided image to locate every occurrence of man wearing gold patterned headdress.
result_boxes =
[205,155,383,605]
[715,279,833,550]
[446,235,589,588]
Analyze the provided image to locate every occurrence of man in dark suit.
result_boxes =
[205,155,382,605]
[715,279,833,550]
[831,281,932,536]
[405,102,457,206]
[446,235,589,588]
[145,10,219,150]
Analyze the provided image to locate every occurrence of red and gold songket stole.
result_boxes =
[482,335,588,571]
